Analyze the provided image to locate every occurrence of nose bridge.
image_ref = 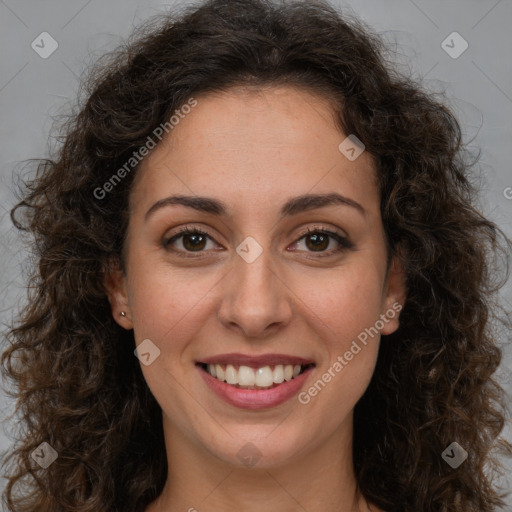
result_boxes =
[217,234,291,336]
[235,237,275,299]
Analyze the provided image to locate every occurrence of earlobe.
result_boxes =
[103,256,133,329]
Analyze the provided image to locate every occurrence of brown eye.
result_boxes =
[304,232,330,251]
[292,227,354,255]
[163,226,353,258]
[181,232,207,251]
[163,227,215,254]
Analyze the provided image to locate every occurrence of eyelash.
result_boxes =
[163,225,354,258]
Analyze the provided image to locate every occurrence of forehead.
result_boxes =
[130,85,379,219]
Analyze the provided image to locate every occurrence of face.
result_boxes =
[106,85,405,469]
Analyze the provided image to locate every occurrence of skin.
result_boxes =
[105,85,406,512]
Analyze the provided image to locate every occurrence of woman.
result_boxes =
[2,0,511,510]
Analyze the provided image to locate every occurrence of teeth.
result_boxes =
[206,363,308,388]
[255,366,273,387]
[225,364,237,385]
[215,364,225,381]
[238,366,255,386]
[273,365,284,384]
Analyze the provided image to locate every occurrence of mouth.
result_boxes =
[196,362,315,389]
[195,353,316,409]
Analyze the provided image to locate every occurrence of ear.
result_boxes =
[104,256,133,330]
[380,254,407,335]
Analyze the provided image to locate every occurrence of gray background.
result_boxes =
[1,0,511,507]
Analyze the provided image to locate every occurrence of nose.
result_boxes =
[217,242,293,339]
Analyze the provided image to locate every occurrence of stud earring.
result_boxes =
[120,311,126,317]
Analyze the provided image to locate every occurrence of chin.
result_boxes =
[200,426,311,470]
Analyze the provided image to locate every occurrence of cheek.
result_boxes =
[295,263,385,345]
[127,253,222,344]
[296,275,383,425]
[294,262,384,403]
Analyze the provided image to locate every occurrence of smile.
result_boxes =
[199,363,314,389]
[196,353,316,409]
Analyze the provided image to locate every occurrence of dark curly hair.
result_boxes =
[2,0,511,510]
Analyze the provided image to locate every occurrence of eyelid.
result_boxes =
[297,224,349,242]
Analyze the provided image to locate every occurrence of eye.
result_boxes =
[163,226,219,255]
[162,225,354,258]
[290,226,354,256]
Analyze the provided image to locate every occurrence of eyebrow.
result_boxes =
[145,192,365,222]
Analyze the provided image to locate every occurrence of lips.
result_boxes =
[196,353,316,409]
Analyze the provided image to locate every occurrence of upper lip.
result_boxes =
[197,353,315,367]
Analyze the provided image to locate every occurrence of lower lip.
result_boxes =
[197,365,314,410]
